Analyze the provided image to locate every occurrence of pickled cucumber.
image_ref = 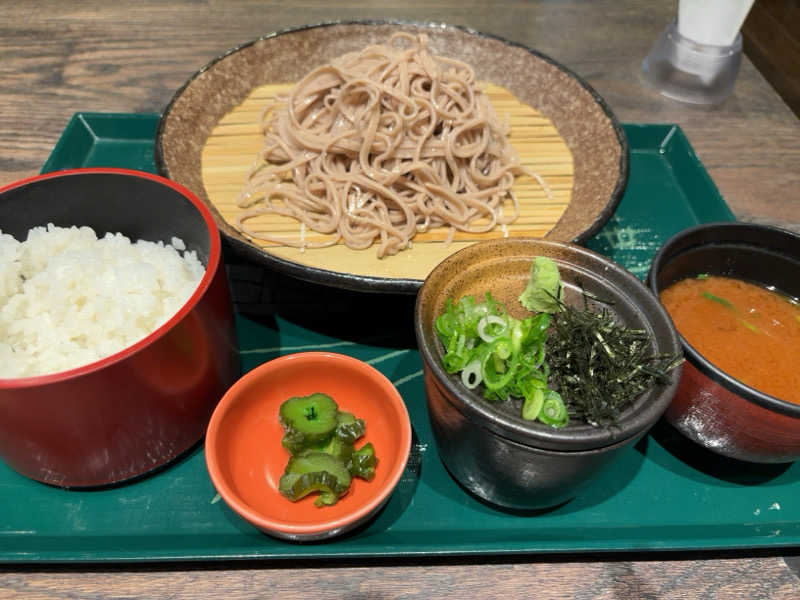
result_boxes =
[279,393,339,455]
[277,393,379,507]
[279,451,352,506]
[333,411,366,445]
[347,442,378,481]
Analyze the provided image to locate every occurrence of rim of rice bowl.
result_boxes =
[0,168,221,388]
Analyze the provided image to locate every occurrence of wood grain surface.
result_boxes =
[2,555,800,599]
[1,1,799,598]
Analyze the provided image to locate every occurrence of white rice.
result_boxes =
[0,223,206,378]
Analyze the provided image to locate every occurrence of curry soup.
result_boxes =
[660,275,800,405]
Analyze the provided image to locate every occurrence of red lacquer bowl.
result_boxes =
[205,352,412,541]
[0,169,240,487]
[648,222,800,463]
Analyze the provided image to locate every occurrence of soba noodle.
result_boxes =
[237,33,550,258]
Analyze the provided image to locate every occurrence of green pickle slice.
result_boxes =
[277,393,379,507]
[347,442,378,481]
[279,393,339,455]
[279,451,353,507]
[333,411,366,444]
[314,432,354,463]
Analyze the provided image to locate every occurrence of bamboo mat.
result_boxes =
[201,83,573,280]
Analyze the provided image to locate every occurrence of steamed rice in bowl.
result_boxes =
[0,168,241,488]
[0,223,204,378]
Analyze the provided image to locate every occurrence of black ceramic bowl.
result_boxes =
[0,168,240,487]
[648,222,800,463]
[415,238,682,509]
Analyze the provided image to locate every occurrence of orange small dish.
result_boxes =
[205,352,412,541]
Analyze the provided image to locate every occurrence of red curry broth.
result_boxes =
[660,275,800,405]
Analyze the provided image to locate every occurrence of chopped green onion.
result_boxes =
[702,291,761,334]
[434,292,554,423]
[461,359,482,389]
[539,390,569,427]
[481,341,517,391]
[522,387,544,420]
[740,319,760,333]
[702,291,734,310]
[477,315,508,343]
[492,338,512,360]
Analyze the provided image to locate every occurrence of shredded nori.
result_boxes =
[546,293,683,427]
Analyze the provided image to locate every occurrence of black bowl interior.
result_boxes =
[0,171,211,265]
[651,222,800,297]
[648,221,800,418]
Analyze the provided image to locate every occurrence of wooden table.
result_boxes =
[1,1,798,598]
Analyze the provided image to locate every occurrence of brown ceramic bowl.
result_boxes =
[648,222,800,464]
[414,238,681,509]
[155,20,628,293]
[0,168,240,488]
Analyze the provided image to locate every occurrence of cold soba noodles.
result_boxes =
[660,275,800,405]
[237,33,550,258]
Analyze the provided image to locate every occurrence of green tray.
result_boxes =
[4,113,797,564]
